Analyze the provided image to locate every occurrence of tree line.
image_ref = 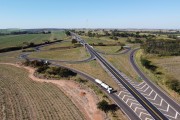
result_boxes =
[141,39,180,56]
[0,30,51,36]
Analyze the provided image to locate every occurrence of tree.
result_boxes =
[72,39,77,44]
[97,100,109,113]
[87,31,93,37]
[65,31,71,36]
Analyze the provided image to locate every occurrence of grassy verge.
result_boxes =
[94,46,122,54]
[63,60,120,90]
[29,47,90,61]
[104,53,140,82]
[135,49,180,102]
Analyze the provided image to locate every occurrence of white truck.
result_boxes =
[95,79,113,94]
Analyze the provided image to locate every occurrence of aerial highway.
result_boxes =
[20,32,177,119]
[72,33,168,120]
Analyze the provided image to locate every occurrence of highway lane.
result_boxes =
[130,48,180,113]
[85,44,168,120]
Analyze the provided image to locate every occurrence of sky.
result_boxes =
[0,0,180,29]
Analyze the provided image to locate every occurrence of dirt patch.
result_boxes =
[0,63,105,120]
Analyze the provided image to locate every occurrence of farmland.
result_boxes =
[0,64,84,120]
[0,31,67,49]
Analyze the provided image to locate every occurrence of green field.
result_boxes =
[104,53,140,82]
[0,34,51,49]
[29,47,90,61]
[94,46,122,54]
[0,64,84,120]
[0,31,67,49]
[41,41,74,50]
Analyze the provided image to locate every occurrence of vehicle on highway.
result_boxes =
[95,79,113,93]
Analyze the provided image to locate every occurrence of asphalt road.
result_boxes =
[85,44,168,120]
[130,48,180,113]
[71,33,169,119]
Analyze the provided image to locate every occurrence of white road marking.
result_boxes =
[130,102,142,108]
[126,98,138,104]
[135,107,148,112]
[140,83,147,89]
[139,112,152,118]
[122,95,134,100]
[143,86,150,92]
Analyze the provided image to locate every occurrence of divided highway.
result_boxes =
[85,44,168,120]
[72,33,168,120]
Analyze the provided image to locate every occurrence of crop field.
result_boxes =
[82,36,118,44]
[29,47,90,61]
[81,36,128,45]
[0,64,84,120]
[0,34,51,49]
[51,31,67,40]
[0,31,67,49]
[0,50,22,63]
[41,41,74,50]
[150,56,180,82]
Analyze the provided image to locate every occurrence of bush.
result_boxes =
[97,100,118,113]
[23,59,49,68]
[97,100,109,113]
[140,57,157,71]
[166,79,180,94]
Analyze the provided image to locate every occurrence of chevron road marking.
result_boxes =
[126,98,138,104]
[130,102,142,108]
[145,117,154,120]
[139,112,153,118]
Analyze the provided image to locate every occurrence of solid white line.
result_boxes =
[118,91,122,96]
[175,111,178,119]
[167,104,170,111]
[138,81,145,86]
[149,90,154,96]
[144,86,150,92]
[140,83,147,89]
[153,94,158,100]
[160,99,163,106]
